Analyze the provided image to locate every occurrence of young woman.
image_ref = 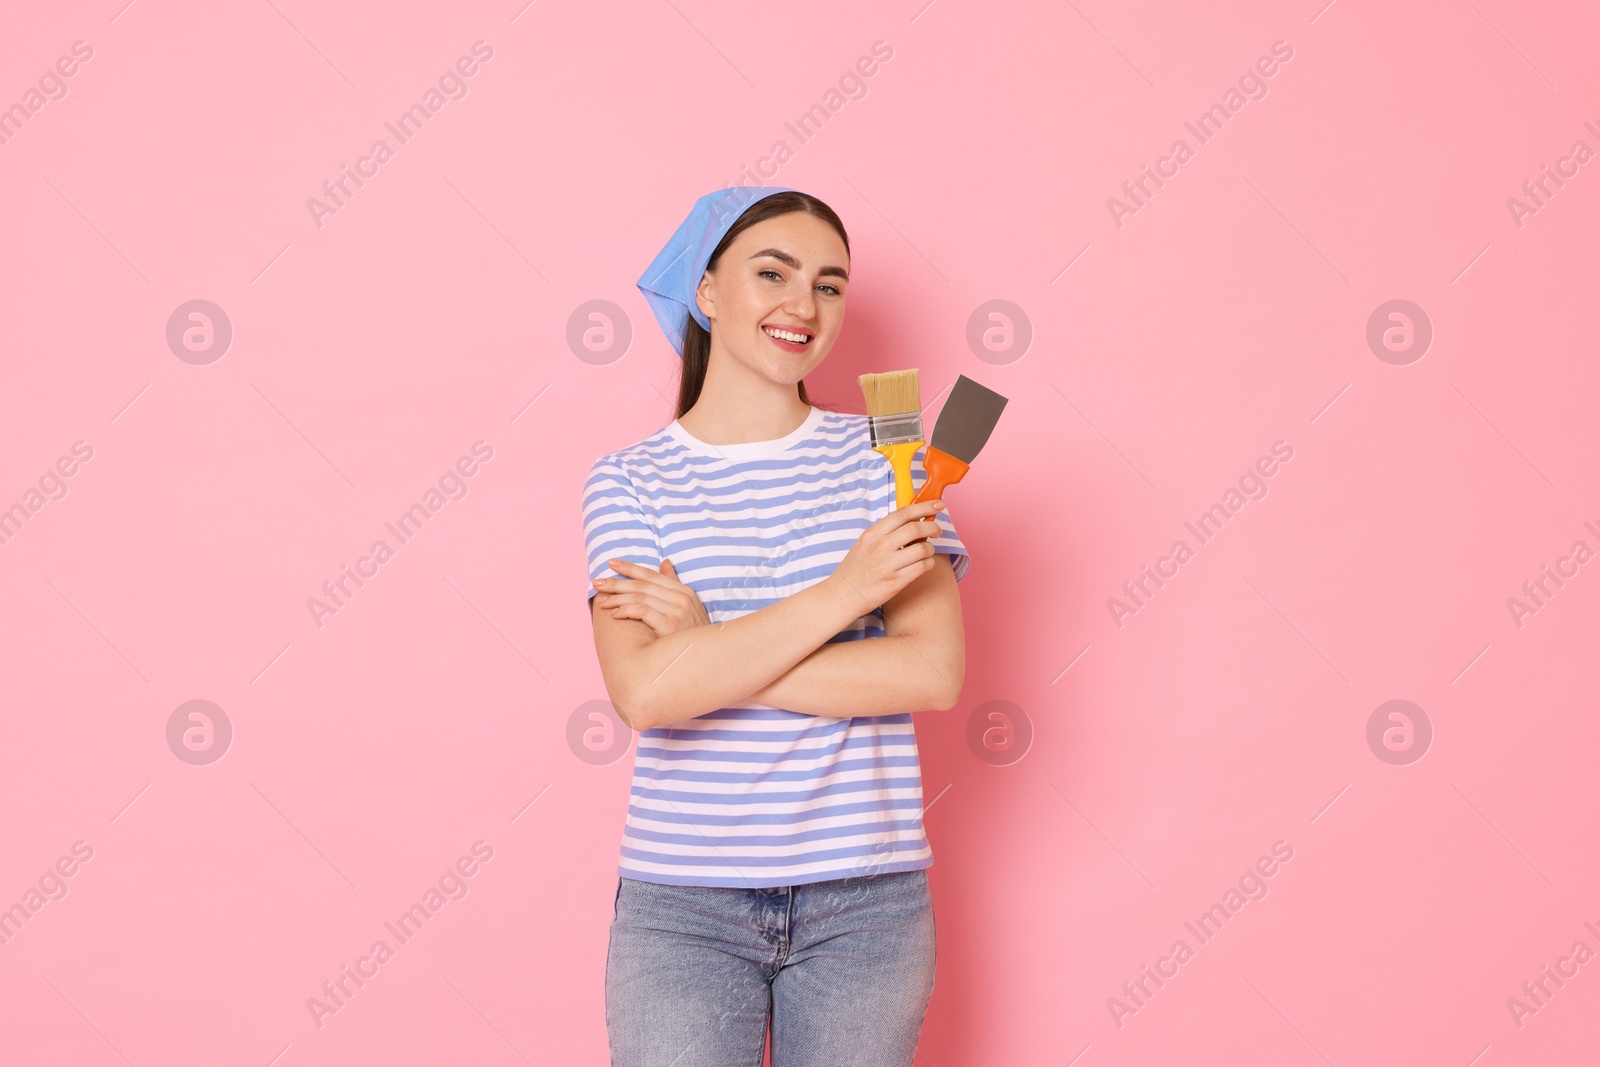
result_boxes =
[581,187,970,1066]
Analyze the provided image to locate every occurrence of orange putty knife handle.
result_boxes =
[911,446,970,505]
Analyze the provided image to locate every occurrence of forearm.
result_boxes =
[747,633,962,718]
[623,577,867,731]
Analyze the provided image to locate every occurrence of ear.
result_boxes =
[694,270,716,323]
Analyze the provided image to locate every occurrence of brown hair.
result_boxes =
[675,190,850,419]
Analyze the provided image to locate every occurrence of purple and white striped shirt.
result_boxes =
[580,404,970,887]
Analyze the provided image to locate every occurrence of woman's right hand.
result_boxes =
[826,499,948,612]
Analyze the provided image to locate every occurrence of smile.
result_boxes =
[762,325,812,347]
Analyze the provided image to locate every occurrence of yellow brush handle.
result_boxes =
[874,440,922,508]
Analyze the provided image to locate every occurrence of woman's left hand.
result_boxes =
[593,558,711,638]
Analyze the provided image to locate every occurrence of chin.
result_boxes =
[768,358,824,384]
[747,348,827,381]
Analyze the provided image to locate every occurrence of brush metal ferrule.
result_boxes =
[865,409,924,447]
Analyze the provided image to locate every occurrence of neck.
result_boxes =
[678,343,811,446]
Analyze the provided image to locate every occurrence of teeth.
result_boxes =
[764,326,809,343]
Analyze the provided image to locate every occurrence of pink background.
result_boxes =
[3,1,1598,1063]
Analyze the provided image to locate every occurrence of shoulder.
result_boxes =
[813,408,872,451]
[582,432,672,515]
[811,408,935,466]
[817,407,866,431]
[586,426,677,481]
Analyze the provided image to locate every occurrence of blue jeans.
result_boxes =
[604,868,937,1066]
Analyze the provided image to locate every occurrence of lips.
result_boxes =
[762,324,812,349]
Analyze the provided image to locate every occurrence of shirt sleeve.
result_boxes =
[581,456,661,604]
[910,445,970,582]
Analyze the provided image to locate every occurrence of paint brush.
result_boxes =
[910,375,1009,504]
[858,368,924,508]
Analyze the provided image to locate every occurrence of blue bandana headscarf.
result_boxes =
[637,186,797,357]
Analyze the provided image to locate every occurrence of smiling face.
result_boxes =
[694,211,850,387]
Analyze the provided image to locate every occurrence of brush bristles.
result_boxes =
[858,368,922,417]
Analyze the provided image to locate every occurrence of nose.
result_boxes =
[783,279,816,321]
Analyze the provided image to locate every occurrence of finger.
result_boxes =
[912,516,944,540]
[608,603,662,636]
[877,548,939,590]
[598,588,679,615]
[591,576,648,597]
[608,599,670,631]
[898,499,946,519]
[660,558,676,575]
[876,500,946,535]
[888,543,941,577]
[607,558,679,592]
[893,518,945,549]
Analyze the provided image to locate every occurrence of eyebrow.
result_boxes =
[747,248,849,282]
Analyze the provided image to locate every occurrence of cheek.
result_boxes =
[731,281,775,320]
[822,313,845,341]
[802,335,837,368]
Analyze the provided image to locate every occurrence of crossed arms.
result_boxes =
[589,556,965,732]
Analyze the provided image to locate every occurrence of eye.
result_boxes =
[758,267,842,296]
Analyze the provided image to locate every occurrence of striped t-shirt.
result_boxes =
[580,404,970,888]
